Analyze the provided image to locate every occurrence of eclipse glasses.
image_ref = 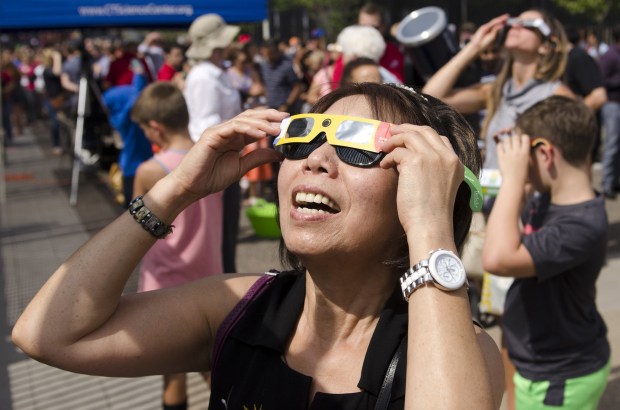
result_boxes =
[273,114,483,212]
[506,17,551,38]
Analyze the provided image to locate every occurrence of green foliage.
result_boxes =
[272,0,363,40]
[552,0,616,22]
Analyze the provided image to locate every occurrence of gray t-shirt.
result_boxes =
[484,79,560,169]
[259,56,299,109]
[61,55,82,87]
[504,193,610,380]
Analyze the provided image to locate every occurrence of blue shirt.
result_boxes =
[103,74,153,176]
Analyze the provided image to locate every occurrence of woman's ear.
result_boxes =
[538,36,558,55]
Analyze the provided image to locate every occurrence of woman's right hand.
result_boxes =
[467,14,510,53]
[169,108,288,203]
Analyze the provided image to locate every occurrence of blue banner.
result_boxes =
[0,0,267,29]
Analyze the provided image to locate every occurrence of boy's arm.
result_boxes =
[133,159,167,197]
[482,134,537,278]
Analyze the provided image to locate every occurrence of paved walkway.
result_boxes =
[1,125,619,409]
[0,128,218,409]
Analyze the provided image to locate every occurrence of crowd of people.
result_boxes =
[4,2,619,410]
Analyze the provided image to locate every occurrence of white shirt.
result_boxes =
[379,66,402,85]
[184,61,242,142]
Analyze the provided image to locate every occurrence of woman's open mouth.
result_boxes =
[294,191,341,214]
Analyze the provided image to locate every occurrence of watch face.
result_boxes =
[430,251,466,290]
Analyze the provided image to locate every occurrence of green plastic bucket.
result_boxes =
[245,199,281,238]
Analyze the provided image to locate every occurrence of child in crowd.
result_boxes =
[483,96,610,410]
[130,82,223,410]
[103,63,153,206]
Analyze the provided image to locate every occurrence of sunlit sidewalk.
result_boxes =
[0,127,209,409]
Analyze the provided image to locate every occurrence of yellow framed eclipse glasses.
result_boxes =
[273,114,483,212]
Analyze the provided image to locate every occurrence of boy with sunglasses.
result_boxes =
[483,96,610,410]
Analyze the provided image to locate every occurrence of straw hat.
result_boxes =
[186,14,239,60]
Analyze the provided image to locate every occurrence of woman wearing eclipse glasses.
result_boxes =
[423,9,574,171]
[12,83,504,409]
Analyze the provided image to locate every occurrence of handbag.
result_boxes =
[49,94,65,110]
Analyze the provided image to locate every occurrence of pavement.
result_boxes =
[0,124,619,409]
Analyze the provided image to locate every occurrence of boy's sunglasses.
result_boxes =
[273,113,483,211]
[495,130,552,151]
[531,137,551,151]
[506,17,551,38]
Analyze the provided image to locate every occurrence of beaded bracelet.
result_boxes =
[128,196,174,239]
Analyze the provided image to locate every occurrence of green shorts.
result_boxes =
[514,361,610,410]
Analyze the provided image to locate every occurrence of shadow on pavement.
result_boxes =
[600,365,620,408]
[608,220,620,257]
[0,250,21,410]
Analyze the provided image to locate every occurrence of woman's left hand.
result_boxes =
[380,124,463,239]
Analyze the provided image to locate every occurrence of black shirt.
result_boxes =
[565,46,604,98]
[209,271,408,409]
[43,67,63,98]
[504,194,610,380]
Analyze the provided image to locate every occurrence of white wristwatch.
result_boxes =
[400,249,468,301]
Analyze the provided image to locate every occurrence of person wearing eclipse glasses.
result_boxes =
[423,9,574,172]
[12,82,504,409]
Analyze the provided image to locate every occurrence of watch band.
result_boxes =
[128,196,174,239]
[400,248,468,301]
[400,259,433,302]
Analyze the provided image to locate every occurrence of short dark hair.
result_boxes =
[359,2,385,24]
[131,82,189,133]
[66,39,81,54]
[279,82,481,272]
[612,26,620,43]
[341,57,380,85]
[459,22,477,35]
[163,42,183,55]
[516,95,596,166]
[565,26,581,45]
[260,38,280,51]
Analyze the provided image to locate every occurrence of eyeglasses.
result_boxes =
[273,114,391,167]
[506,17,551,38]
[273,113,484,211]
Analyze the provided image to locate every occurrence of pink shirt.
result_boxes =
[139,149,223,292]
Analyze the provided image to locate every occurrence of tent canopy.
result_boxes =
[0,0,266,30]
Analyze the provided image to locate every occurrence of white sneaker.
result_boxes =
[78,148,100,165]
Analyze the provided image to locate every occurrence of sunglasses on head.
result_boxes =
[507,17,551,38]
[273,113,483,211]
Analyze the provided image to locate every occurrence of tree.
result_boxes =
[552,0,618,24]
[272,0,363,40]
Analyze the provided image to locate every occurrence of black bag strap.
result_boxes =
[211,272,277,372]
[375,336,406,410]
